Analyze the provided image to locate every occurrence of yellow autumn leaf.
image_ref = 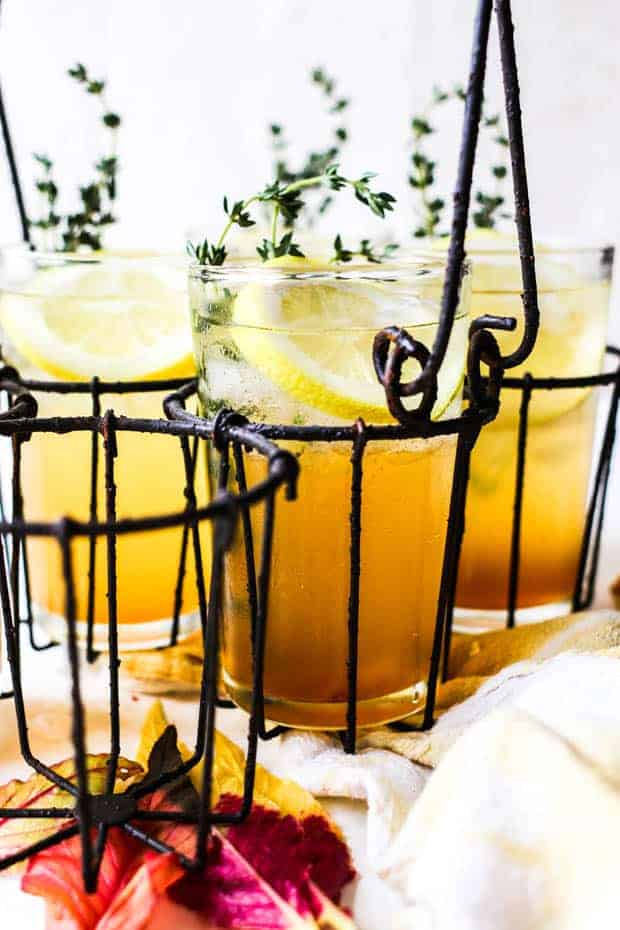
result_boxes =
[0,755,141,866]
[137,701,329,823]
[136,700,192,770]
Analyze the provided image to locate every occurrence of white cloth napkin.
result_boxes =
[274,648,620,929]
[272,730,429,864]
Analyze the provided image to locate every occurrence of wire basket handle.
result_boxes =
[378,0,540,426]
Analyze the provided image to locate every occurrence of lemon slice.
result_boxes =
[230,257,466,423]
[0,263,195,381]
[432,232,610,423]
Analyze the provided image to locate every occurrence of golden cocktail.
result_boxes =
[190,256,470,728]
[0,249,203,649]
[456,244,613,623]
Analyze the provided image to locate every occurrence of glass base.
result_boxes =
[35,605,201,651]
[453,599,572,634]
[223,672,428,730]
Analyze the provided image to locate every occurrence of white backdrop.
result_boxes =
[0,0,618,252]
[1,0,619,596]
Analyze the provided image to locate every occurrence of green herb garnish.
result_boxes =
[29,63,121,251]
[188,165,396,267]
[409,83,510,238]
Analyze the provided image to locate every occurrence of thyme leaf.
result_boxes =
[331,236,399,264]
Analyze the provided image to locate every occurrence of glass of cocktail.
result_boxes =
[190,255,470,729]
[0,247,205,650]
[455,242,614,626]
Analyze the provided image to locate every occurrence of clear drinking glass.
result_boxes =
[189,256,471,728]
[0,246,204,649]
[455,244,614,626]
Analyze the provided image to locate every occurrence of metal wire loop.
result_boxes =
[373,326,437,425]
[0,391,38,422]
[467,314,517,411]
[0,366,39,423]
[0,365,20,384]
[467,329,503,412]
[267,449,299,501]
[212,407,249,453]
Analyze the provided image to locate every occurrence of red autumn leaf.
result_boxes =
[166,833,309,929]
[294,813,356,904]
[216,797,312,916]
[121,894,216,930]
[217,796,355,924]
[19,724,357,929]
[23,828,142,930]
[32,831,311,930]
[94,851,185,930]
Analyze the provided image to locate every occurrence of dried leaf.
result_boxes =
[19,706,357,929]
[0,756,141,861]
[167,834,310,929]
[434,675,489,712]
[136,701,192,772]
[220,799,355,917]
[448,609,620,681]
[122,633,204,694]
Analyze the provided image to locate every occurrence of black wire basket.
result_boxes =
[0,372,300,891]
[0,324,502,890]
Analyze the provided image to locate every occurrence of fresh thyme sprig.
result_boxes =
[409,83,510,239]
[268,67,350,224]
[188,165,396,267]
[29,63,121,251]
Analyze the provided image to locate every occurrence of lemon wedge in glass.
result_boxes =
[0,259,195,381]
[229,257,468,424]
[432,231,610,422]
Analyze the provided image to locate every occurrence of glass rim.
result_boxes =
[416,238,614,257]
[406,240,614,295]
[188,253,471,283]
[0,245,188,298]
[189,254,471,333]
[0,244,184,264]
